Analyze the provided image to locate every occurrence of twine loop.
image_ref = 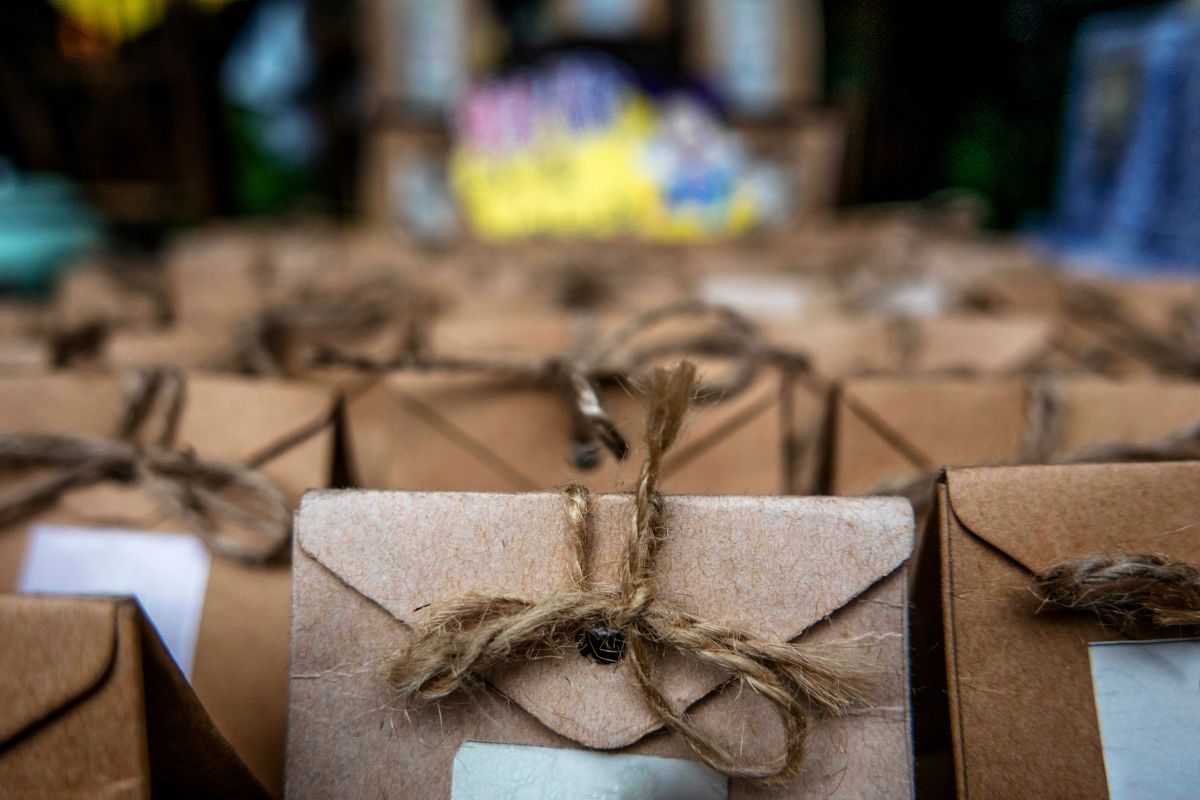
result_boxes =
[231,276,434,376]
[314,300,800,468]
[388,362,871,783]
[0,368,290,564]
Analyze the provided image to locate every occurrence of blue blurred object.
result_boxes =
[0,161,103,293]
[221,0,318,167]
[1046,2,1200,273]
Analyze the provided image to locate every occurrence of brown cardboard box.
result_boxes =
[288,490,915,798]
[0,594,267,799]
[937,462,1200,799]
[0,372,337,795]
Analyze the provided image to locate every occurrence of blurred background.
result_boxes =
[1,0,1198,299]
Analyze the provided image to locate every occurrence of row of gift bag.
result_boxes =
[1,358,1198,797]
[2,220,1199,797]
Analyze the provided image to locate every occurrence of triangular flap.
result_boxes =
[297,491,914,749]
[0,595,118,746]
[946,463,1200,573]
[841,376,1028,470]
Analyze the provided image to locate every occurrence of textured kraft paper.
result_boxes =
[0,594,266,799]
[767,314,1055,378]
[831,374,1200,502]
[0,372,336,796]
[344,313,798,495]
[938,463,1200,800]
[287,491,915,799]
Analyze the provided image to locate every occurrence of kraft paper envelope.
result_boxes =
[288,491,916,799]
[0,595,267,799]
[345,314,798,494]
[831,374,1200,501]
[766,314,1056,378]
[937,462,1200,800]
[0,372,336,795]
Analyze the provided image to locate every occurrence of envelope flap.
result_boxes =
[946,463,1200,573]
[0,595,118,746]
[298,491,913,749]
[842,376,1027,469]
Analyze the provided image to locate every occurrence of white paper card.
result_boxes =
[451,742,728,800]
[1088,638,1200,800]
[19,524,212,678]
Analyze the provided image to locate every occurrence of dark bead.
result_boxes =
[578,627,626,664]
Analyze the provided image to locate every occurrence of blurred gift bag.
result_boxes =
[936,463,1200,799]
[0,371,336,795]
[340,305,807,494]
[0,594,267,799]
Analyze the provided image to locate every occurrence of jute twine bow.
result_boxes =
[1032,554,1200,633]
[388,362,872,783]
[0,369,290,564]
[230,276,434,377]
[313,301,804,469]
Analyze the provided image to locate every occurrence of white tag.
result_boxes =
[698,273,808,320]
[1088,639,1200,800]
[451,742,728,800]
[19,524,212,679]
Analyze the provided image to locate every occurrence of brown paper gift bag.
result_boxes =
[288,490,915,798]
[0,594,267,799]
[937,462,1200,799]
[0,371,336,795]
[343,309,800,495]
[767,314,1056,378]
[830,374,1200,503]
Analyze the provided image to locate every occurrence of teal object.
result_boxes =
[0,163,104,293]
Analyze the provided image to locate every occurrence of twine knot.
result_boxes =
[312,300,795,470]
[232,276,434,376]
[0,369,290,564]
[388,361,872,783]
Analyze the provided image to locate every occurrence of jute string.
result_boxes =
[387,362,872,783]
[229,276,433,377]
[0,369,290,564]
[313,300,806,468]
[1032,554,1200,633]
